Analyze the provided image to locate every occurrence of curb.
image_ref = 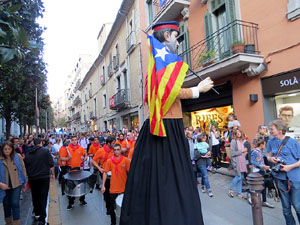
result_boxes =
[48,180,62,225]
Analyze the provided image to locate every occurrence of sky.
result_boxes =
[40,0,122,102]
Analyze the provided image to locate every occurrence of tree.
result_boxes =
[0,0,47,139]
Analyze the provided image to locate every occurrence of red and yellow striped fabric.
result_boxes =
[147,35,188,137]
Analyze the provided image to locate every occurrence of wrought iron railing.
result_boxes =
[108,62,113,77]
[73,96,81,106]
[72,112,80,121]
[126,31,136,53]
[178,20,260,71]
[109,89,130,110]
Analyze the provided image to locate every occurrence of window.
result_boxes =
[177,23,191,67]
[117,76,121,90]
[94,98,97,117]
[146,0,154,25]
[287,0,300,21]
[103,94,107,108]
[124,70,128,90]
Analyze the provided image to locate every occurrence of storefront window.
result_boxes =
[190,105,233,133]
[275,93,300,142]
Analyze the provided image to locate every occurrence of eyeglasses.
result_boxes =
[113,148,121,151]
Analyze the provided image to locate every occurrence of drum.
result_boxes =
[63,170,92,197]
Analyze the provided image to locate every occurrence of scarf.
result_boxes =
[68,144,80,152]
[110,155,124,176]
[103,144,112,162]
[92,142,100,148]
[118,139,125,145]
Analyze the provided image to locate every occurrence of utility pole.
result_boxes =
[35,87,39,134]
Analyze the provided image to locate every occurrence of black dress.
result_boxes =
[120,119,204,225]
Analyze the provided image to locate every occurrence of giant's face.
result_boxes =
[279,110,293,127]
[164,31,179,54]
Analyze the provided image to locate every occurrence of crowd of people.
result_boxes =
[1,115,300,225]
[185,114,300,225]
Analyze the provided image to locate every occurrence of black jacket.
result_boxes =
[24,145,54,180]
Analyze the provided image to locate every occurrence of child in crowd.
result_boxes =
[250,139,274,208]
[194,134,212,170]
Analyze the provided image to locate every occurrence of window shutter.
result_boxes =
[204,13,213,51]
[225,0,238,42]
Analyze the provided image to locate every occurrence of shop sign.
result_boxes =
[109,96,115,108]
[191,106,233,131]
[262,69,300,96]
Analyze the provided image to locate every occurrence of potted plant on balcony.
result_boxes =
[198,50,216,67]
[232,40,245,54]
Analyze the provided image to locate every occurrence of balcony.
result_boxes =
[179,20,264,87]
[100,75,105,85]
[149,0,190,30]
[126,31,136,53]
[68,106,75,111]
[108,63,113,77]
[89,111,97,120]
[113,55,119,70]
[73,96,81,106]
[109,89,130,111]
[72,112,81,121]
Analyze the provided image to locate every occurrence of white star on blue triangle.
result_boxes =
[154,47,169,61]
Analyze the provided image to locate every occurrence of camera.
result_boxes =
[272,158,286,173]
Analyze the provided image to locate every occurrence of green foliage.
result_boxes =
[198,49,215,66]
[232,40,245,46]
[0,0,48,138]
[55,117,67,128]
[209,119,218,128]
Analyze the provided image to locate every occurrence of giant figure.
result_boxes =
[120,21,214,225]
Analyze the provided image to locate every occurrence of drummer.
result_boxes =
[66,136,87,210]
[92,135,115,214]
[101,144,130,225]
[89,137,102,189]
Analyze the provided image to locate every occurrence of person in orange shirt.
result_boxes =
[89,137,101,189]
[127,132,135,160]
[101,144,130,225]
[115,133,129,157]
[89,137,101,157]
[92,135,115,214]
[58,139,72,183]
[66,136,87,210]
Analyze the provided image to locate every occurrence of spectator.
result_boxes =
[208,125,221,169]
[228,114,241,130]
[78,134,88,150]
[228,129,247,199]
[194,134,213,197]
[267,120,300,224]
[24,138,54,225]
[49,134,56,145]
[0,142,27,225]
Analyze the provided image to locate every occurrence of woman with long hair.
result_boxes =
[0,142,27,225]
[228,129,247,199]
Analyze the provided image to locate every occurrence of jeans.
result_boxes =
[29,178,50,223]
[197,164,211,190]
[276,179,300,225]
[230,173,244,194]
[3,185,22,220]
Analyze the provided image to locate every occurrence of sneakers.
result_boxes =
[67,204,73,210]
[262,202,274,208]
[80,200,87,206]
[95,184,101,190]
[201,186,206,193]
[206,166,212,171]
[228,190,234,198]
[208,190,213,197]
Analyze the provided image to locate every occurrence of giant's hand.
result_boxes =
[197,77,214,93]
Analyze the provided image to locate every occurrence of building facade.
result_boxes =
[78,0,145,132]
[142,0,300,144]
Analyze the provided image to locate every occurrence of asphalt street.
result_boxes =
[0,172,295,225]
